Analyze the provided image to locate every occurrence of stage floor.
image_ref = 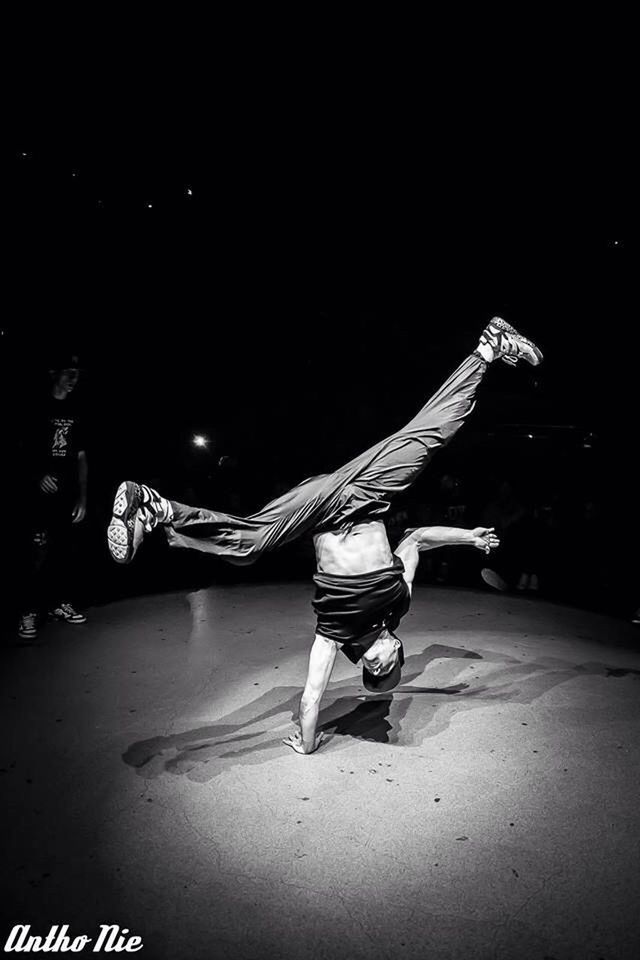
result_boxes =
[2,584,640,960]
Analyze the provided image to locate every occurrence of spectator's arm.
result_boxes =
[77,450,88,502]
[72,450,88,523]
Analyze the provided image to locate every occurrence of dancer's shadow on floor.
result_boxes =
[122,641,638,783]
[318,682,471,744]
[123,643,478,779]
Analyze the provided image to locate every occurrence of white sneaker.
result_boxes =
[108,480,173,564]
[18,612,38,639]
[49,603,87,624]
[478,318,543,367]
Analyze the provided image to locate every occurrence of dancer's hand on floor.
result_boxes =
[282,730,326,755]
[471,527,500,554]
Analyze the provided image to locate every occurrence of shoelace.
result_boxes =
[138,485,159,532]
[481,326,519,365]
[139,485,171,532]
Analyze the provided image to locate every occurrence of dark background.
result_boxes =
[2,143,637,619]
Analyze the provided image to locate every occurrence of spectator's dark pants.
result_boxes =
[22,487,77,612]
[165,353,488,565]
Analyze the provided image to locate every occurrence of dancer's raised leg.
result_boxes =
[108,318,541,565]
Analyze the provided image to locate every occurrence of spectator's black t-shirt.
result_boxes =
[26,393,86,488]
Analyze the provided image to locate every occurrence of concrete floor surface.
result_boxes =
[2,584,640,960]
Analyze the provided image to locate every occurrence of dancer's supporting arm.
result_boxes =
[395,526,500,590]
[283,634,338,755]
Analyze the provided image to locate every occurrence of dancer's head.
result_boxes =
[362,628,404,692]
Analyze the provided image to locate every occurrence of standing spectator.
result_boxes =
[17,351,89,640]
[430,473,469,583]
[479,478,528,592]
[565,494,617,610]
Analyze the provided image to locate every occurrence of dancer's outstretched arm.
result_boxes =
[283,634,338,755]
[395,526,500,591]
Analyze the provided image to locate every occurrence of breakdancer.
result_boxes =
[108,318,542,754]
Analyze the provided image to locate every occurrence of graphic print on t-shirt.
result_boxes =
[51,418,74,458]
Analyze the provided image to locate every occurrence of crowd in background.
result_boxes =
[16,449,638,629]
[4,351,639,642]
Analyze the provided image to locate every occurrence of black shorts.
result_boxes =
[312,555,411,663]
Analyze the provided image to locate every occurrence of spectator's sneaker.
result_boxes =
[18,612,38,640]
[478,317,543,366]
[49,603,87,624]
[107,480,173,564]
[481,567,508,592]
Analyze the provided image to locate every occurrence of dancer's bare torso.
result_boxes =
[314,519,394,576]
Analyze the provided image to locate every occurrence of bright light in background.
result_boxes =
[193,434,209,448]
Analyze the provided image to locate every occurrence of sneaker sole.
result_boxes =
[108,481,141,564]
[491,317,544,366]
[481,568,508,592]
